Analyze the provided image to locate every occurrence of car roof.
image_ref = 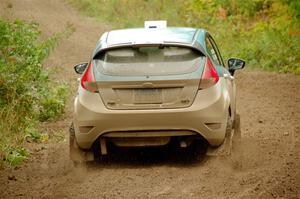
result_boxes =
[92,27,208,58]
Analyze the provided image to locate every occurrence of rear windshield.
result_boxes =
[94,46,204,76]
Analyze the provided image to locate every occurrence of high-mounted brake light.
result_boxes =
[199,57,219,89]
[81,62,98,92]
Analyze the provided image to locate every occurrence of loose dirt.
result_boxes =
[0,0,299,198]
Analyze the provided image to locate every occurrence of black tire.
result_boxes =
[69,122,92,165]
[230,114,243,169]
[226,113,233,137]
[69,122,81,166]
[232,114,241,150]
[69,122,76,160]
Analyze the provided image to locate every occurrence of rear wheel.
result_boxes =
[226,112,234,136]
[232,114,241,151]
[230,114,243,169]
[69,123,94,164]
[69,123,77,161]
[206,112,236,156]
[69,123,82,166]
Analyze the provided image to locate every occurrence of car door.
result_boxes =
[205,34,236,117]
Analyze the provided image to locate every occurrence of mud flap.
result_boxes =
[206,114,241,156]
[69,123,94,162]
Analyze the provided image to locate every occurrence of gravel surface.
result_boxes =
[0,0,299,198]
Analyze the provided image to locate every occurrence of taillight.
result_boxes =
[199,57,219,89]
[81,62,98,92]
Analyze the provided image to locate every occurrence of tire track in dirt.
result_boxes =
[0,1,299,198]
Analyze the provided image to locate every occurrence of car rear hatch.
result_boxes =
[93,45,205,110]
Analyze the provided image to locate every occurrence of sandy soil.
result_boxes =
[0,0,299,198]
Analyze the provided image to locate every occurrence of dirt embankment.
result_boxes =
[0,0,299,198]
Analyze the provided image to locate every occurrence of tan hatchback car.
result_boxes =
[70,23,245,162]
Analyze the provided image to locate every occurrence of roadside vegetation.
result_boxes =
[70,0,300,74]
[0,19,72,168]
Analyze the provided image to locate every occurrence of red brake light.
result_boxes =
[199,57,219,89]
[81,62,98,92]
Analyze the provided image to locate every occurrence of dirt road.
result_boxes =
[0,0,299,198]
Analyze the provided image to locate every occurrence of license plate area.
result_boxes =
[134,88,162,104]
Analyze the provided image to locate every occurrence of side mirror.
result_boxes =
[228,58,245,75]
[74,63,88,74]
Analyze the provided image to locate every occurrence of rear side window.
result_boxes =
[94,46,204,76]
[205,37,220,65]
[205,36,224,67]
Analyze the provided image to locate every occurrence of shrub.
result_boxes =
[0,19,70,167]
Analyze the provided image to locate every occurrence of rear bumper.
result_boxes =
[73,81,230,149]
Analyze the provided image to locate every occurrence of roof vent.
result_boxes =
[144,20,167,29]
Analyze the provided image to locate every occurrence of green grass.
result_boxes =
[0,19,73,168]
[69,0,300,74]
